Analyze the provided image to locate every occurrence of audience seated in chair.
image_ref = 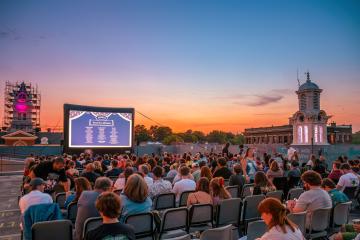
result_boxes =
[85,192,135,240]
[75,177,113,240]
[119,174,152,222]
[336,163,359,192]
[114,167,134,190]
[149,166,172,199]
[253,171,276,195]
[321,178,349,206]
[105,160,122,177]
[213,157,232,179]
[64,177,91,208]
[229,164,246,188]
[187,177,213,206]
[19,178,53,215]
[172,166,196,202]
[210,177,230,205]
[266,161,284,182]
[287,170,332,229]
[257,198,304,240]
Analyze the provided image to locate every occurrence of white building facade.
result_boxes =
[290,72,330,145]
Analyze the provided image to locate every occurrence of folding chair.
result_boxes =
[225,186,239,198]
[158,207,189,239]
[241,184,254,198]
[215,198,242,227]
[266,190,283,202]
[287,188,304,200]
[241,195,265,233]
[343,186,358,200]
[188,204,213,233]
[125,212,155,240]
[66,201,78,224]
[55,192,66,209]
[32,220,72,240]
[272,177,287,191]
[23,203,63,240]
[200,224,233,240]
[179,190,196,207]
[287,211,307,235]
[332,201,352,231]
[154,193,176,211]
[288,176,301,188]
[82,216,102,239]
[306,208,332,240]
[246,220,267,240]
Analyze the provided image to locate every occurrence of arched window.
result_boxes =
[297,126,303,143]
[304,125,309,143]
[314,125,318,143]
[319,126,323,143]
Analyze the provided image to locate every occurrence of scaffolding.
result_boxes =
[3,81,41,132]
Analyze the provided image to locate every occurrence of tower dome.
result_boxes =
[298,72,319,91]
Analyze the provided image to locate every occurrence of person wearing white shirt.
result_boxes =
[257,198,304,240]
[19,178,53,214]
[337,163,359,191]
[172,166,196,202]
[287,171,332,229]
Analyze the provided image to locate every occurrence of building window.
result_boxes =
[298,126,303,143]
[319,126,323,143]
[314,125,318,143]
[313,92,319,110]
[300,94,306,111]
[304,125,309,143]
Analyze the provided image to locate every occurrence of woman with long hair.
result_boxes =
[266,161,284,182]
[119,174,152,222]
[257,198,304,239]
[210,177,231,205]
[200,166,213,182]
[114,167,134,190]
[187,177,212,206]
[64,177,92,208]
[241,147,257,181]
[253,171,276,195]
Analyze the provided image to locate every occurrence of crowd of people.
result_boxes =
[19,146,360,240]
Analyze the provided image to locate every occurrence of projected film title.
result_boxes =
[69,110,132,148]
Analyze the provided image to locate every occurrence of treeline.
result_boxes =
[353,131,360,144]
[134,125,245,145]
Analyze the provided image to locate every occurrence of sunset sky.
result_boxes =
[1,0,359,133]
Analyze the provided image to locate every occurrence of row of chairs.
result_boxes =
[54,186,305,227]
[32,219,234,240]
[29,200,352,240]
[225,184,304,201]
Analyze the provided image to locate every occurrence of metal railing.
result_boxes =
[0,154,26,173]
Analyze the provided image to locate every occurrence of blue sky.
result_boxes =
[1,0,359,132]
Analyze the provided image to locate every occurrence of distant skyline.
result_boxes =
[1,0,359,133]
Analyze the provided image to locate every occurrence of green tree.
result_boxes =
[206,130,228,144]
[179,129,199,143]
[134,125,152,143]
[229,134,245,145]
[352,131,360,144]
[163,134,184,145]
[193,131,206,143]
[150,125,173,142]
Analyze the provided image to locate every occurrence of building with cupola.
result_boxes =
[244,72,352,145]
